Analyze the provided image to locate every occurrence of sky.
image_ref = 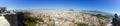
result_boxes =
[0,0,120,15]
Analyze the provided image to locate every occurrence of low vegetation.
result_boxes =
[23,12,37,26]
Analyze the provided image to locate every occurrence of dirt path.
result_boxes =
[0,16,10,26]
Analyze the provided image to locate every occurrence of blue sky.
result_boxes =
[0,0,120,15]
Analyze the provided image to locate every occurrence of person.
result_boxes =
[118,15,120,26]
[112,14,119,26]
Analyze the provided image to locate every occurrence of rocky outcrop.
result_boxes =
[4,14,18,26]
[2,11,25,26]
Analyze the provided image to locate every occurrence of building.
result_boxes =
[0,7,6,13]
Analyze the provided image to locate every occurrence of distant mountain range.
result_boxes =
[23,9,114,18]
[81,10,114,18]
